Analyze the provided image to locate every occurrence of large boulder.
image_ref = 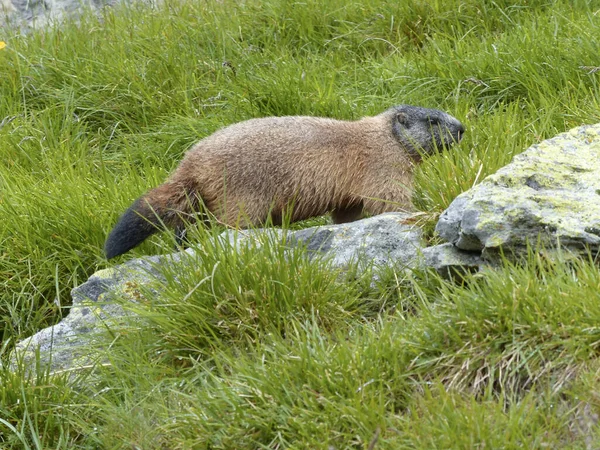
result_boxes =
[436,124,600,256]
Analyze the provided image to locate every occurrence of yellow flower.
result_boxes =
[0,41,6,50]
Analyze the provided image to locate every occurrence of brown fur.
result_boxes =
[105,106,464,258]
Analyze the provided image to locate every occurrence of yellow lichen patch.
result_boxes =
[93,267,119,279]
[569,123,600,141]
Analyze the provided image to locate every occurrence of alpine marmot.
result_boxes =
[105,105,465,258]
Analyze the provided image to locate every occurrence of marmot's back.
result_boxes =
[176,115,395,222]
[196,116,360,157]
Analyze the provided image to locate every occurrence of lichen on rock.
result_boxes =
[436,123,600,255]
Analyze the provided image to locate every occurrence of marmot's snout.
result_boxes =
[455,122,466,141]
[441,117,465,148]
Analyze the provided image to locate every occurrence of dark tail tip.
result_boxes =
[104,199,161,259]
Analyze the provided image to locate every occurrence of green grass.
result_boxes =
[2,0,600,447]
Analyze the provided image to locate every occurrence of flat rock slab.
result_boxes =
[217,212,424,270]
[290,212,423,269]
[9,255,171,375]
[436,124,600,254]
[10,213,425,374]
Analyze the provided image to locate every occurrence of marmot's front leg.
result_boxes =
[331,203,364,224]
[360,180,413,216]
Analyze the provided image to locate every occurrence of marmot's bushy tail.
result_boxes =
[104,182,197,259]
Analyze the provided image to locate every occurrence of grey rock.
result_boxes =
[10,213,424,374]
[15,120,600,375]
[208,212,423,270]
[2,0,124,29]
[291,212,424,269]
[10,253,179,374]
[1,0,15,13]
[422,243,490,279]
[436,123,600,255]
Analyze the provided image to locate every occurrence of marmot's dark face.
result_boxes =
[391,105,465,158]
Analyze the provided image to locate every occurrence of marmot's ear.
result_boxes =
[395,112,410,128]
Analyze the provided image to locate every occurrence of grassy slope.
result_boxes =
[1,0,600,447]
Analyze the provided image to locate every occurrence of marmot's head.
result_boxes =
[390,105,465,158]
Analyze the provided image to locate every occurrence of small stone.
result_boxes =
[422,243,490,279]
